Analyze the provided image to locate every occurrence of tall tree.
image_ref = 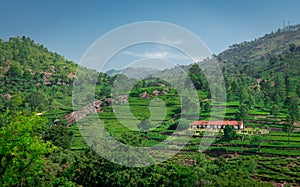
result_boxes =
[5,63,22,83]
[0,113,54,186]
[296,83,300,98]
[237,87,250,140]
[188,63,208,90]
[284,116,294,144]
[289,43,296,54]
[223,125,237,145]
[250,135,263,152]
[287,94,299,123]
[285,94,299,144]
[270,105,280,125]
[273,74,286,102]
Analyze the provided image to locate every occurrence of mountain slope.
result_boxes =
[218,24,300,64]
[0,36,115,124]
[0,36,78,113]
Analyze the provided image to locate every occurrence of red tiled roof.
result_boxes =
[191,120,243,126]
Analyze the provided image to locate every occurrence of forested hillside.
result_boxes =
[0,36,112,116]
[0,24,299,186]
[0,36,76,113]
[218,24,300,65]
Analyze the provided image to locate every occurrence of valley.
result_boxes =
[0,25,300,186]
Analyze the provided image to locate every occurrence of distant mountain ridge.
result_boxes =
[106,67,159,78]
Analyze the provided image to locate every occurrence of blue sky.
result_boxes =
[1,0,300,70]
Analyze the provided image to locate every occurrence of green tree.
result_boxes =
[0,113,54,186]
[9,92,24,113]
[250,135,262,152]
[237,87,251,140]
[270,105,280,125]
[273,74,286,102]
[289,43,296,54]
[188,63,208,90]
[297,84,300,98]
[121,132,143,146]
[137,119,151,138]
[284,115,294,144]
[43,124,73,149]
[25,91,48,111]
[287,94,299,122]
[284,74,293,94]
[230,79,240,96]
[285,94,299,144]
[23,70,32,80]
[6,63,22,78]
[238,103,249,140]
[223,125,236,143]
[5,63,22,83]
[201,100,211,113]
[260,80,271,107]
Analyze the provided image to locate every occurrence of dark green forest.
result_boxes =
[0,26,300,186]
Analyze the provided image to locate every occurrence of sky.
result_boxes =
[1,0,300,70]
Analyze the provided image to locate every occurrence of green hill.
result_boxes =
[218,24,300,65]
[0,36,79,114]
[0,36,116,125]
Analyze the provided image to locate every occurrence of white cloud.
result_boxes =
[123,50,206,64]
[123,50,189,61]
[158,34,183,45]
[191,56,206,62]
